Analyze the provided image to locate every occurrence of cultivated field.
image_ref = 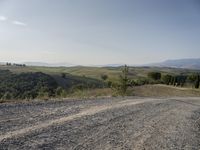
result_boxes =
[0,97,200,149]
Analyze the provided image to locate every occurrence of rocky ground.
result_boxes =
[0,97,200,150]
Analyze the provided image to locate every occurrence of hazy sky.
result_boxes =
[0,0,200,65]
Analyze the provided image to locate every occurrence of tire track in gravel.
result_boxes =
[68,99,200,150]
[71,100,177,150]
[0,99,155,141]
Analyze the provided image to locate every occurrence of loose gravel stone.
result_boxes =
[0,97,200,150]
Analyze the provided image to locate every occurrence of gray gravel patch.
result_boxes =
[0,97,200,150]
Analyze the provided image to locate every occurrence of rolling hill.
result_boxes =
[148,58,200,70]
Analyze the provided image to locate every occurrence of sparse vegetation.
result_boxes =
[0,69,104,100]
[0,64,200,101]
[0,71,58,100]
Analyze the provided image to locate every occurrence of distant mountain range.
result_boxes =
[24,59,200,69]
[23,62,75,67]
[147,58,200,70]
[1,58,200,70]
[23,62,124,67]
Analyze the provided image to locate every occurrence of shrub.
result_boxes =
[107,81,112,88]
[1,92,13,100]
[148,72,161,80]
[111,65,129,96]
[187,73,200,88]
[61,73,66,78]
[194,75,200,89]
[119,65,129,95]
[162,74,173,85]
[101,74,108,81]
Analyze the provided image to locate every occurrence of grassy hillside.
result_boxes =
[52,74,104,89]
[0,65,200,101]
[56,85,200,99]
[0,69,104,100]
[0,70,58,99]
[0,65,199,81]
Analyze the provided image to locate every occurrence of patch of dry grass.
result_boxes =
[132,84,200,97]
[63,84,200,99]
[66,88,113,99]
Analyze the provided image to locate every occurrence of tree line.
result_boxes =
[148,72,200,89]
[6,62,26,67]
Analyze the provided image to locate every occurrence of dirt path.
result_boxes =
[0,97,200,150]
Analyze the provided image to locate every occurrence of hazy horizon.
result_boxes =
[1,0,200,65]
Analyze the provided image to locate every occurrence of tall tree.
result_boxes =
[119,65,129,95]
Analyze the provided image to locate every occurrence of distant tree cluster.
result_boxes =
[13,63,26,67]
[6,62,12,66]
[187,73,200,89]
[162,74,187,87]
[138,71,200,89]
[161,73,200,89]
[6,62,26,67]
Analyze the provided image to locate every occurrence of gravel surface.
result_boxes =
[0,97,200,150]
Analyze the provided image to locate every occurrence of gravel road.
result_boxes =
[0,97,200,150]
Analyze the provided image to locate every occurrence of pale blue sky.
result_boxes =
[0,0,200,65]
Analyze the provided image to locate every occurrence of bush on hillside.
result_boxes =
[111,65,130,96]
[148,72,161,80]
[188,73,200,89]
[162,74,173,85]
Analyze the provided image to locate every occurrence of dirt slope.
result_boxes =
[0,97,200,150]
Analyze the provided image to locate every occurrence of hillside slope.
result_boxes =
[149,58,200,70]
